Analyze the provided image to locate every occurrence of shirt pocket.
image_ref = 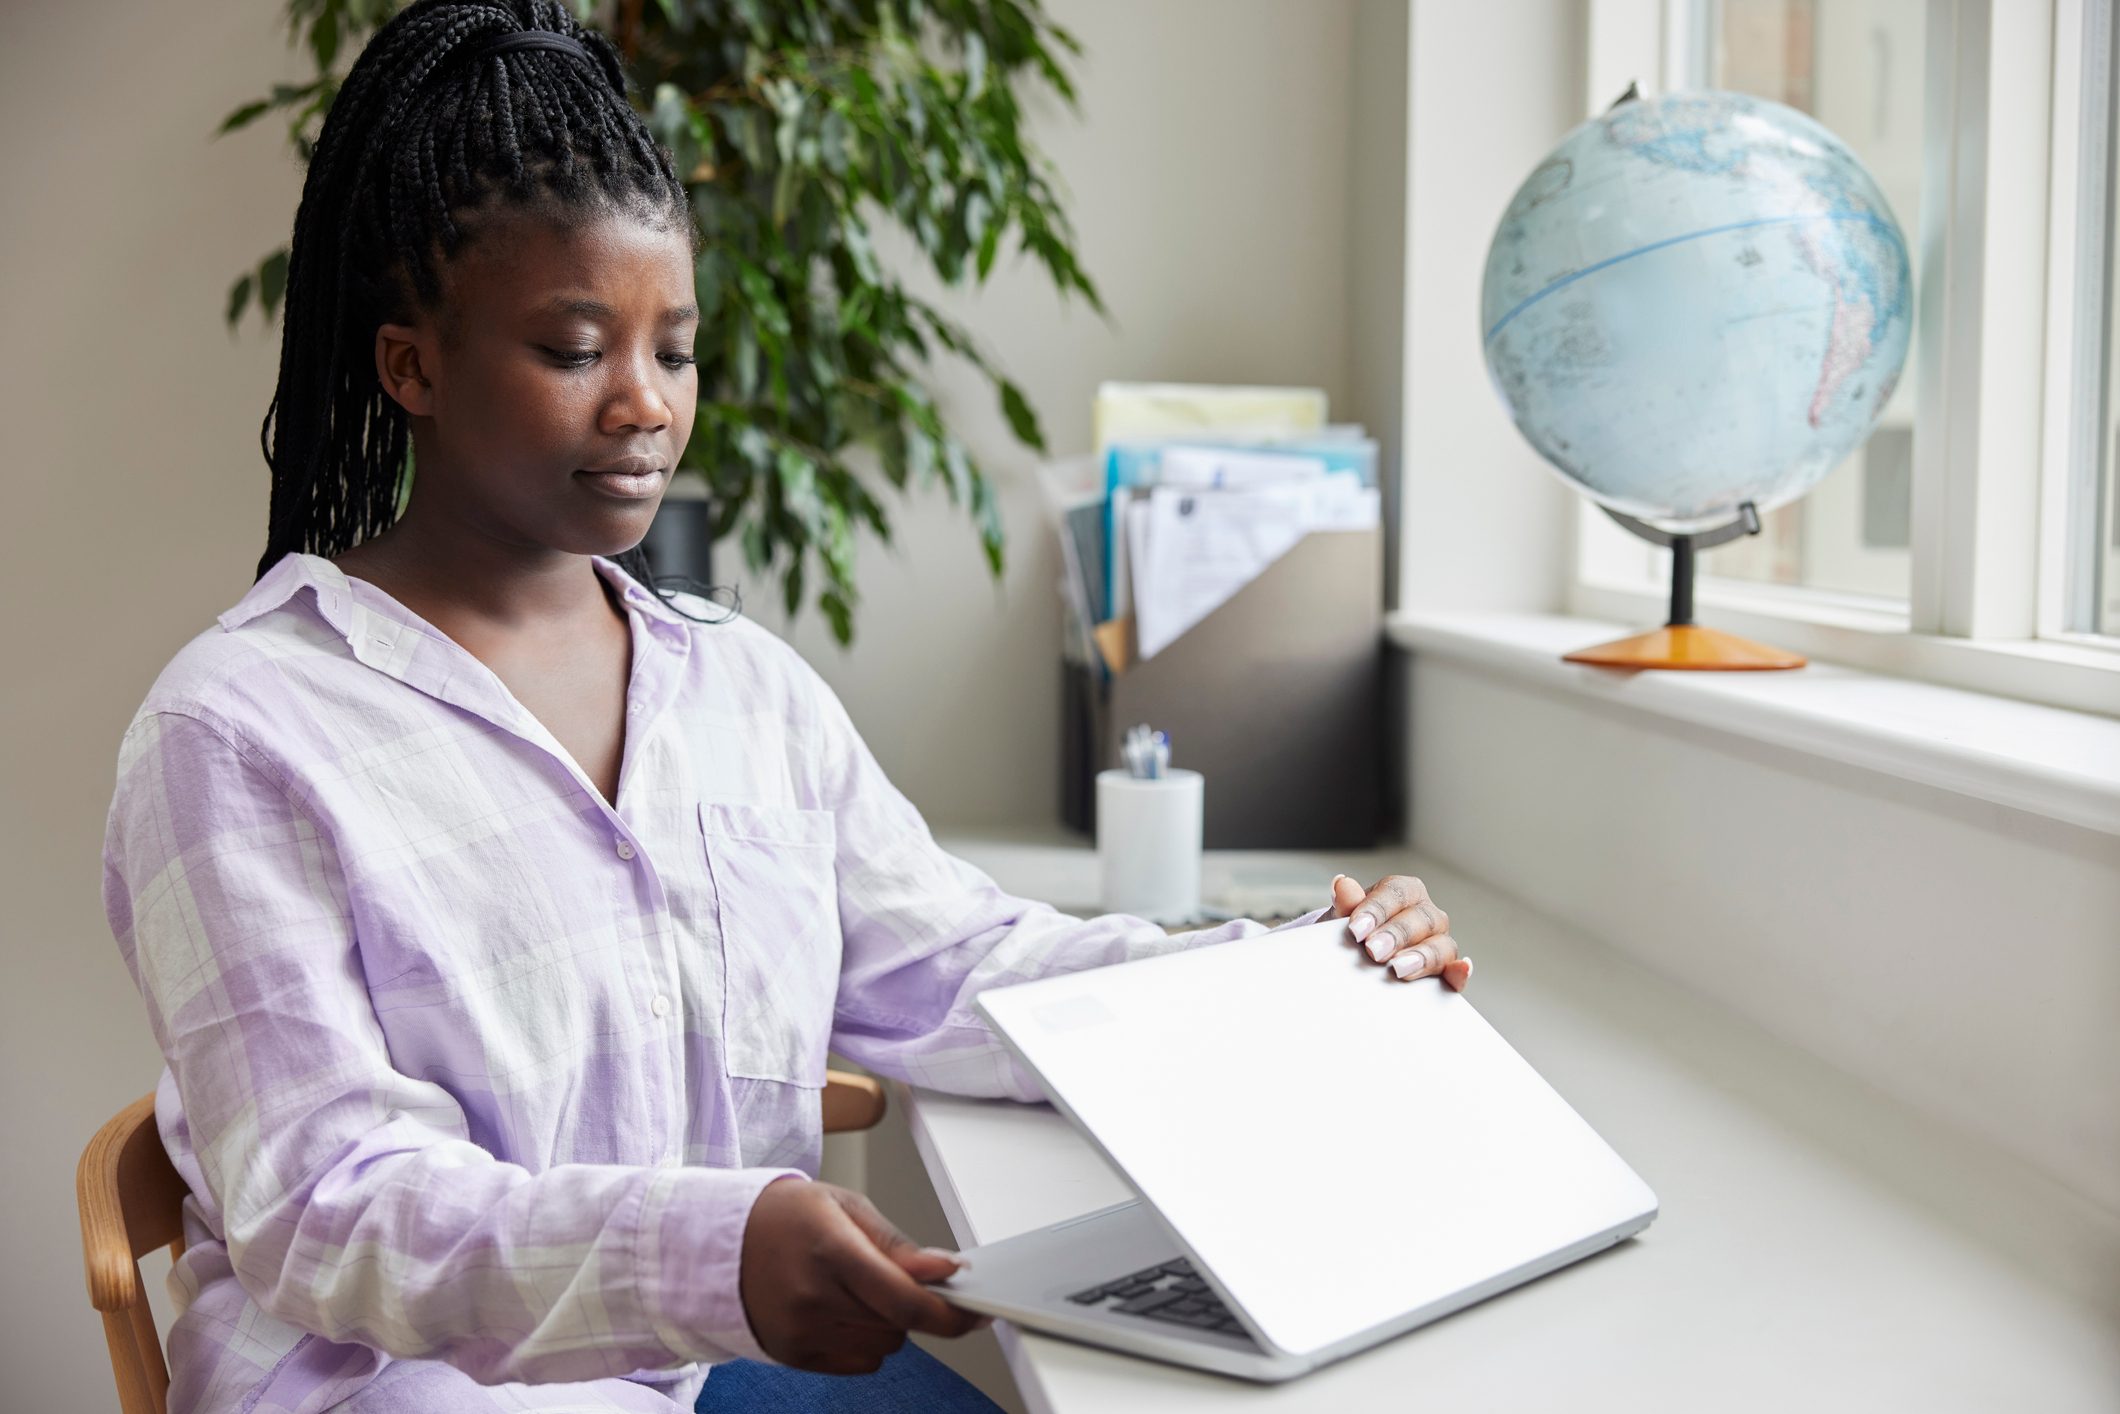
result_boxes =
[699,800,841,1087]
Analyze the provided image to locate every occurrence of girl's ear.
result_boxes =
[375,323,437,417]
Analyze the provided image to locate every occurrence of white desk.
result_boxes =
[909,833,2120,1413]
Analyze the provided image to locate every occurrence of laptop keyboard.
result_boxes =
[1065,1257,1245,1334]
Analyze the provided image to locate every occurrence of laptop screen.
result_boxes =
[976,919,1657,1358]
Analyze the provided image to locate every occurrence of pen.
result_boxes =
[1123,724,1172,779]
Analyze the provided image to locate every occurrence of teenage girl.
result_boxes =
[101,3,1469,1410]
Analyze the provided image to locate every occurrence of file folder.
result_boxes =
[1061,525,1382,850]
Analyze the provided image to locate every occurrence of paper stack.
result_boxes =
[1038,383,1382,672]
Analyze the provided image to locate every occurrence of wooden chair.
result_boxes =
[78,1072,889,1414]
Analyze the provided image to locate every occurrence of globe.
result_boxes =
[1481,91,1913,533]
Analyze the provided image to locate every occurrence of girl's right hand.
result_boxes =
[738,1177,985,1372]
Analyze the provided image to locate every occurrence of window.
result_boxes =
[2081,0,2120,636]
[1687,0,1926,603]
[1573,0,2120,716]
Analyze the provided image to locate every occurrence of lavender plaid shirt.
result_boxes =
[103,553,1310,1413]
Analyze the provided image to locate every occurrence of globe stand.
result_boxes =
[1563,502,1807,671]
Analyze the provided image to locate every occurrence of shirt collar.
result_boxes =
[220,552,692,646]
[593,556,693,639]
[217,552,336,632]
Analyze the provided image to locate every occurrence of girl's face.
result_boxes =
[374,209,699,559]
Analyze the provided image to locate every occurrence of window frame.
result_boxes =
[2049,0,2120,642]
[1574,0,2120,718]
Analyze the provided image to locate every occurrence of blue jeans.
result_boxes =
[694,1341,1003,1413]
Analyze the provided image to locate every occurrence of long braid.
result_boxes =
[258,0,709,612]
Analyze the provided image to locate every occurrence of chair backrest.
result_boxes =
[77,1072,887,1414]
[77,1093,186,1414]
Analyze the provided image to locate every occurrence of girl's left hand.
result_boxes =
[1328,874,1473,990]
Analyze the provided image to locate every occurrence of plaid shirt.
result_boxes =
[103,552,1302,1413]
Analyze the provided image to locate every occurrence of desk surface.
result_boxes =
[909,833,2120,1413]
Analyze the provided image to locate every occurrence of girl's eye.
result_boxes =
[538,347,695,372]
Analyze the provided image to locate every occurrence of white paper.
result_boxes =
[1157,446,1329,490]
[1130,477,1380,661]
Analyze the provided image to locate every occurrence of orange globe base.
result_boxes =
[1563,623,1806,671]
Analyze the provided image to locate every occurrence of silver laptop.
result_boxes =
[936,918,1658,1382]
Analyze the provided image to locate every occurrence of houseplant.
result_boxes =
[222,0,1100,643]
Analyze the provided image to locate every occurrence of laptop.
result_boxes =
[935,918,1658,1381]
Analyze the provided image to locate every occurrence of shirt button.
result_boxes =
[615,838,636,861]
[658,1154,681,1170]
[651,993,672,1018]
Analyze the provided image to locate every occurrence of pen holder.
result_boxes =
[1096,768,1204,924]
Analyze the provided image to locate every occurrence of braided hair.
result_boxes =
[257,0,701,604]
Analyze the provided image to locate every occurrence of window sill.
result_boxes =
[1386,609,2120,837]
[1570,576,2120,718]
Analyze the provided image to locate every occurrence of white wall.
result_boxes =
[1397,0,1583,616]
[0,1,1368,1407]
[0,4,307,1407]
[742,0,1362,826]
[1406,655,2120,1222]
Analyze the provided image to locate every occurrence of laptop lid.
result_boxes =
[974,919,1658,1361]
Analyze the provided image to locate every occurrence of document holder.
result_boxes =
[1061,525,1382,849]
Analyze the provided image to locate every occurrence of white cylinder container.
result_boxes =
[1096,768,1204,924]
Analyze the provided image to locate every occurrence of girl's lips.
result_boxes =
[574,467,666,500]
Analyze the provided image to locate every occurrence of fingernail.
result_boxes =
[1364,935,1391,963]
[1464,958,1475,976]
[921,1247,965,1268]
[1391,951,1425,979]
[1329,873,1347,896]
[1349,912,1374,942]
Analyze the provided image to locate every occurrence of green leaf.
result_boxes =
[999,380,1043,451]
[311,8,339,71]
[225,273,253,330]
[217,99,271,136]
[940,436,971,503]
[819,107,852,175]
[975,219,1001,281]
[737,263,790,338]
[258,250,290,318]
[731,326,760,399]
[904,421,937,486]
[651,83,689,145]
[840,218,881,286]
[819,588,854,645]
[821,498,855,581]
[878,425,910,490]
[963,30,988,101]
[971,471,1006,577]
[777,446,823,534]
